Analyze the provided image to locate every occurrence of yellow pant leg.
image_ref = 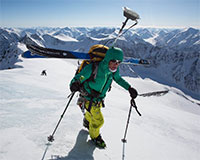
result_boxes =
[84,101,104,139]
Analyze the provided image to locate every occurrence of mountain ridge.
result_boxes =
[0,27,199,100]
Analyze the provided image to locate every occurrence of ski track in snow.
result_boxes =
[0,57,200,160]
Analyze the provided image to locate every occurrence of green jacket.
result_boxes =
[70,47,131,101]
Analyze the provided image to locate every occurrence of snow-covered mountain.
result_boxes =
[0,27,199,99]
[0,56,200,160]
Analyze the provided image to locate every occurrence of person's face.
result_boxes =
[108,60,121,71]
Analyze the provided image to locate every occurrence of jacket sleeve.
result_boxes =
[113,69,131,90]
[70,63,93,86]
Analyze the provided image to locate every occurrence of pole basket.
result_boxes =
[47,135,54,142]
[121,139,127,143]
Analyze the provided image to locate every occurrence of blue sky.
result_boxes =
[0,0,199,28]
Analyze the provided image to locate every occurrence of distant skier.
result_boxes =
[69,47,138,148]
[41,70,47,76]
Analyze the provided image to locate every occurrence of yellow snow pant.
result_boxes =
[84,101,104,139]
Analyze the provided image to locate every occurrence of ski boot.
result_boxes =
[92,134,106,148]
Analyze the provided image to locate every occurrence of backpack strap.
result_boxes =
[78,62,100,97]
[75,60,90,75]
[86,62,100,82]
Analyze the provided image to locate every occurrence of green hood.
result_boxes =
[103,47,124,63]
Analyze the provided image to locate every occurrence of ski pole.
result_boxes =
[121,99,141,160]
[48,92,75,142]
[139,90,169,97]
[121,99,141,142]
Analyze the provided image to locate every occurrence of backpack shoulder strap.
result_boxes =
[86,62,100,82]
[76,60,90,74]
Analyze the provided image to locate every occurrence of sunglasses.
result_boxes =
[110,60,122,64]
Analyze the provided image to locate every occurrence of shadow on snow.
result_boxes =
[51,129,96,160]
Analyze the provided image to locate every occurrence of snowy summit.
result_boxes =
[0,26,200,160]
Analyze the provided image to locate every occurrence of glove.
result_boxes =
[128,87,138,99]
[70,81,80,92]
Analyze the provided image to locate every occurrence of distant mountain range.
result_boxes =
[0,27,199,99]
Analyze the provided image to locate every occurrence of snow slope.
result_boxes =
[0,57,200,160]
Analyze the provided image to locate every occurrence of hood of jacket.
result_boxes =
[103,47,124,64]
